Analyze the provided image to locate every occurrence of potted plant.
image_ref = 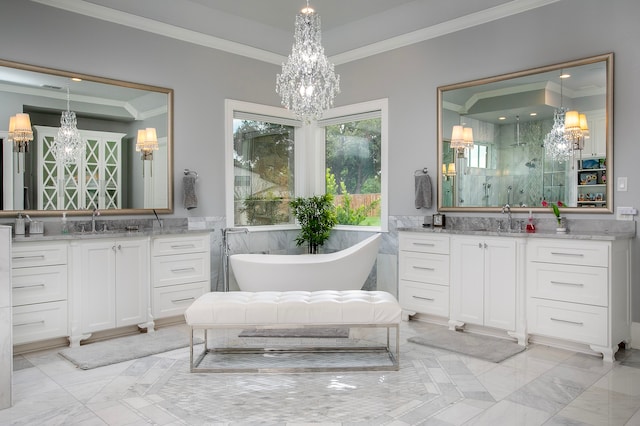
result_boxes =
[290,194,337,254]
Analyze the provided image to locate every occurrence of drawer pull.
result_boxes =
[412,266,435,271]
[550,280,584,287]
[412,295,434,301]
[172,297,196,303]
[550,252,584,257]
[171,267,196,273]
[550,317,584,326]
[170,244,196,249]
[413,242,435,247]
[13,255,46,260]
[13,283,46,290]
[14,320,45,327]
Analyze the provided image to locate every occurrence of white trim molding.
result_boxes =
[31,0,562,66]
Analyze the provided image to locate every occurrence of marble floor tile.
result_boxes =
[2,321,640,425]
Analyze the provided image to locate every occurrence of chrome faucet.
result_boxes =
[91,206,100,233]
[501,203,512,231]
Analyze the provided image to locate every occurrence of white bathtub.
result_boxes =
[229,233,382,291]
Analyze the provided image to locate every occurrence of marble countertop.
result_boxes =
[397,226,635,241]
[12,226,212,242]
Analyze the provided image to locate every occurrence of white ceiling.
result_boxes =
[32,0,562,65]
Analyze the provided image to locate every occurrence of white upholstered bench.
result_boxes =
[184,290,402,373]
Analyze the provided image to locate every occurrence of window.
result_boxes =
[226,99,388,231]
[317,99,388,231]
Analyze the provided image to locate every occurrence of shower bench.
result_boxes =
[184,290,401,373]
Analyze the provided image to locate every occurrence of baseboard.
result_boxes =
[632,321,640,349]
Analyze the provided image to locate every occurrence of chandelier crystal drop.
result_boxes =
[276,2,340,123]
[52,88,84,164]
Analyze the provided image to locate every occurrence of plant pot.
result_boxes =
[556,217,567,233]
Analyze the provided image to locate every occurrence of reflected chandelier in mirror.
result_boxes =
[437,53,613,214]
[0,58,173,217]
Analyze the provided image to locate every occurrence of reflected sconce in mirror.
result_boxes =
[564,110,589,150]
[450,125,474,158]
[8,113,33,173]
[443,162,456,180]
[8,113,33,153]
[136,127,159,176]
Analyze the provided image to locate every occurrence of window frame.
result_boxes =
[225,98,388,232]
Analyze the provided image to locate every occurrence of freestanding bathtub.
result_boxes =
[229,233,381,291]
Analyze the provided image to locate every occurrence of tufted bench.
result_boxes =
[184,290,402,373]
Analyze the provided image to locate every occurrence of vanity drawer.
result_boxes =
[152,281,208,319]
[527,240,608,267]
[399,252,449,286]
[399,281,449,317]
[152,252,210,287]
[527,262,607,307]
[527,298,607,346]
[13,301,68,345]
[12,265,67,306]
[399,233,449,254]
[152,234,210,256]
[12,242,67,268]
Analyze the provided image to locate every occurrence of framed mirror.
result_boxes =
[0,58,173,217]
[438,53,613,213]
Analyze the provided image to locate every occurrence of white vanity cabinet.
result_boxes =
[526,238,631,361]
[11,241,68,345]
[398,232,450,320]
[450,235,523,334]
[71,237,150,339]
[151,233,211,319]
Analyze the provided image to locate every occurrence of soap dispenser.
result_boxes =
[15,213,25,235]
[526,210,536,233]
[61,212,69,234]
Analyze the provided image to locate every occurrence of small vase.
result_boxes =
[556,217,567,233]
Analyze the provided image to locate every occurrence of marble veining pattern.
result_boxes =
[4,320,640,425]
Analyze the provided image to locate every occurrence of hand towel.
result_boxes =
[415,173,432,209]
[183,175,198,210]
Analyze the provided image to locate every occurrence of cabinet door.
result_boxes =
[484,238,516,330]
[451,237,485,326]
[115,239,149,327]
[80,241,116,333]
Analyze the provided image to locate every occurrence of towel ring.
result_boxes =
[184,169,198,179]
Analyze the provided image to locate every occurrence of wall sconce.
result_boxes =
[450,125,474,158]
[136,127,158,177]
[8,113,33,153]
[564,110,589,150]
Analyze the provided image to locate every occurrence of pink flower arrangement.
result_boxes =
[542,200,563,225]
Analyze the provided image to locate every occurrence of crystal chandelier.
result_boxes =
[276,1,340,123]
[51,87,84,164]
[544,106,571,162]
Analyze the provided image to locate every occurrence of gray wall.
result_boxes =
[1,0,638,319]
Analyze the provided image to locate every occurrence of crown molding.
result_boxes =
[31,0,562,66]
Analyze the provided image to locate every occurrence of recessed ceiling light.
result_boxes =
[71,77,82,82]
[498,116,506,120]
[530,112,537,116]
[559,73,571,79]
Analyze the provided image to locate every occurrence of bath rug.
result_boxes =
[59,326,202,370]
[408,328,525,363]
[238,328,349,338]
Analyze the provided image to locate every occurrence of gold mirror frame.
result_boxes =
[437,53,613,214]
[0,58,173,217]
